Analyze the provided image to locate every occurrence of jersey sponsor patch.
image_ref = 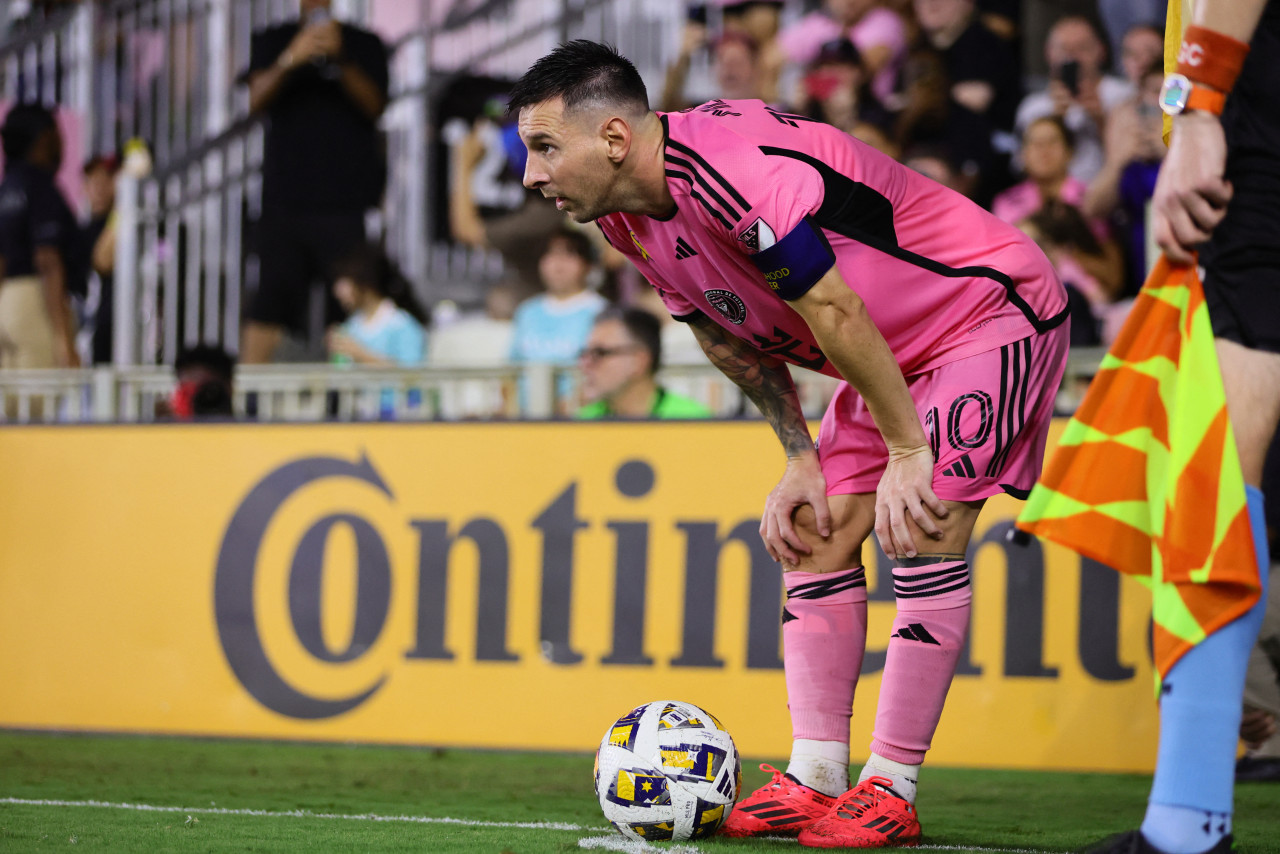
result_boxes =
[749,216,836,300]
[737,217,777,253]
[705,289,748,325]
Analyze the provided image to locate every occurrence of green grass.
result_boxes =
[1,731,1277,852]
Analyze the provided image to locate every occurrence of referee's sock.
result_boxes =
[1142,485,1269,854]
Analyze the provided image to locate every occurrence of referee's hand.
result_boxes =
[1153,110,1233,265]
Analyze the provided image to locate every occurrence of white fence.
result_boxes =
[0,361,780,424]
[0,348,1108,425]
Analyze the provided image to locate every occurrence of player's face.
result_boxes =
[519,98,615,223]
[579,319,646,403]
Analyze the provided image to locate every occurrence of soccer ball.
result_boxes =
[593,700,740,841]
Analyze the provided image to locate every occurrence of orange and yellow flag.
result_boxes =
[1016,257,1259,681]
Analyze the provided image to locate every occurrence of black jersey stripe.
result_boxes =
[665,154,743,224]
[664,168,734,230]
[758,146,1070,334]
[664,137,752,214]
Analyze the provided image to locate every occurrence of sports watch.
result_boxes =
[1159,73,1226,116]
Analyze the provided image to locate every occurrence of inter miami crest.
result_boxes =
[705,289,747,325]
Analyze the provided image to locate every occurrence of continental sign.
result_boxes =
[0,421,1158,771]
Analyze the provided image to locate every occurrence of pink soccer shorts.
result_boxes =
[816,325,1070,501]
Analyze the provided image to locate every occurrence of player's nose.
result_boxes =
[523,161,547,190]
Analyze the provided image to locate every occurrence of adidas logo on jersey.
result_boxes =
[675,237,698,260]
[942,453,976,478]
[892,623,941,645]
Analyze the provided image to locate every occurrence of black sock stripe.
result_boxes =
[787,567,865,595]
[891,564,968,583]
[893,569,968,589]
[894,578,972,599]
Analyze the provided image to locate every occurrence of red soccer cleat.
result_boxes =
[719,764,838,838]
[798,776,922,848]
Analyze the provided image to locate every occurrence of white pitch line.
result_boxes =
[0,797,1052,853]
[578,836,701,853]
[0,797,591,832]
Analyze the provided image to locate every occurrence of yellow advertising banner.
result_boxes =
[0,420,1157,771]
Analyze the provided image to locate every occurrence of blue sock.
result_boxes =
[1142,485,1270,853]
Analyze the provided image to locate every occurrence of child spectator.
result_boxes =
[509,229,607,367]
[326,246,428,367]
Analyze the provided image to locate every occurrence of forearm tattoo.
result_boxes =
[688,313,814,458]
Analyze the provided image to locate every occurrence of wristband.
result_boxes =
[1176,25,1250,93]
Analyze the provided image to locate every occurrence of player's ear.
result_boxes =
[602,116,631,165]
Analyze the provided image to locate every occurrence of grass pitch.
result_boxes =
[1,731,1278,853]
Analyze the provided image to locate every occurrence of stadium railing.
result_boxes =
[0,348,1106,425]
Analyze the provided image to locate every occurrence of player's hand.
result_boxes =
[760,452,831,565]
[1241,707,1277,749]
[1153,110,1232,265]
[875,445,946,558]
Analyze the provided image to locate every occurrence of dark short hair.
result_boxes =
[1025,114,1076,153]
[544,227,596,265]
[596,306,662,376]
[507,40,649,118]
[175,344,236,383]
[1,102,58,162]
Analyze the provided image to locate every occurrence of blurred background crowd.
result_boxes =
[0,0,1167,422]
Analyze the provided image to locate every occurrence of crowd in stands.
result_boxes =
[0,0,1172,420]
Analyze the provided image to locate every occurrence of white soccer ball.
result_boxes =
[593,700,741,841]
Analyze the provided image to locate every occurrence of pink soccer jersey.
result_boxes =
[597,100,1069,380]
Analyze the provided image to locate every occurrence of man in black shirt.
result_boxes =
[241,0,389,363]
[0,103,79,370]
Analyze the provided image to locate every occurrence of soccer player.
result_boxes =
[1084,2,1280,853]
[509,41,1069,847]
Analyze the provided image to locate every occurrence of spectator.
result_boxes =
[659,28,766,112]
[914,0,1019,132]
[1096,0,1164,73]
[1117,23,1163,88]
[1014,15,1132,184]
[326,246,428,367]
[449,111,561,296]
[720,0,787,104]
[993,116,1124,299]
[169,344,236,420]
[777,0,908,107]
[428,280,519,368]
[1084,62,1165,294]
[1018,200,1112,347]
[240,0,389,364]
[577,307,712,419]
[78,153,119,364]
[892,48,993,198]
[0,103,79,370]
[796,39,893,138]
[509,229,608,367]
[902,144,966,194]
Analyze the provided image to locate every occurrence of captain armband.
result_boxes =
[748,216,836,301]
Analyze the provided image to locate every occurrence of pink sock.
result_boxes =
[783,567,868,743]
[870,560,971,765]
